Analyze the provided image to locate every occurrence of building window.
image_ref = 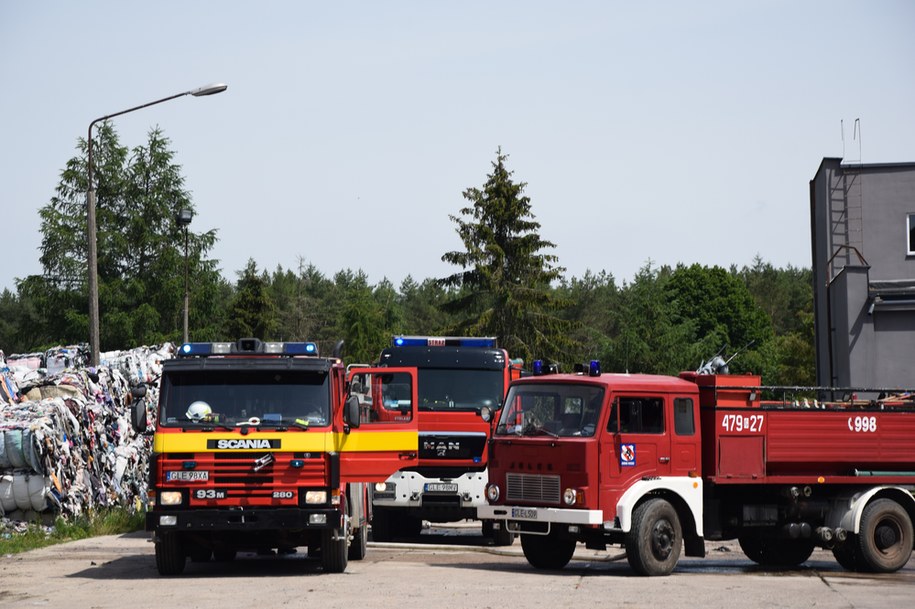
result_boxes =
[909,213,915,256]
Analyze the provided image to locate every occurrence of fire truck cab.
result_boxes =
[479,361,915,575]
[369,336,523,544]
[134,338,419,575]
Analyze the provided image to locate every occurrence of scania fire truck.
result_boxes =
[132,338,419,575]
[478,360,915,575]
[369,336,523,544]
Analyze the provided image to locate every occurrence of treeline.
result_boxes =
[0,256,813,386]
[0,129,814,385]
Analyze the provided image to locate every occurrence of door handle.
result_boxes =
[659,456,670,464]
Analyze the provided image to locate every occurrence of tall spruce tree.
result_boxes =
[439,148,573,365]
[33,123,221,348]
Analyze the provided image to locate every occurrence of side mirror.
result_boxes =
[344,395,361,430]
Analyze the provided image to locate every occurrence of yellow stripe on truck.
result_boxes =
[332,430,417,452]
[154,430,418,453]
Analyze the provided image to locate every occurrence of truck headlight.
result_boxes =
[563,488,577,506]
[486,484,500,502]
[305,490,327,504]
[159,491,183,506]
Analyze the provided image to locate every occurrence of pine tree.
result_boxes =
[439,148,574,365]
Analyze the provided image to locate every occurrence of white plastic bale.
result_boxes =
[0,474,15,513]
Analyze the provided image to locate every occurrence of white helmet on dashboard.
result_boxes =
[186,401,212,421]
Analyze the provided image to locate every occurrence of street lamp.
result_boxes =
[176,208,193,344]
[86,83,227,366]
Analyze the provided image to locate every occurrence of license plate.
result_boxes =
[511,507,538,519]
[165,470,209,482]
[424,483,458,493]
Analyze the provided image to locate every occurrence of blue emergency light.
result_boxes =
[392,336,497,348]
[178,340,318,357]
[589,360,601,376]
[532,360,544,375]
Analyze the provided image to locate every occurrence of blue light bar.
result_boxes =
[179,342,212,356]
[391,336,498,348]
[284,342,318,355]
[589,360,601,376]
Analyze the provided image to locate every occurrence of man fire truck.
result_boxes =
[131,338,419,575]
[369,336,523,544]
[478,359,915,575]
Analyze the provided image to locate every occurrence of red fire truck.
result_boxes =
[131,338,419,575]
[369,336,523,544]
[478,360,915,575]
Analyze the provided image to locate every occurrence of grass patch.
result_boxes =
[0,509,145,555]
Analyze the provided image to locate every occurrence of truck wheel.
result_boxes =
[856,498,914,573]
[738,534,814,567]
[348,523,367,560]
[321,526,348,573]
[155,533,186,576]
[832,535,864,571]
[520,530,575,570]
[348,494,367,561]
[371,507,393,542]
[490,521,516,547]
[626,498,682,576]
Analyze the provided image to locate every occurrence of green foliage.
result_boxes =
[439,148,575,365]
[22,123,224,350]
[227,260,277,340]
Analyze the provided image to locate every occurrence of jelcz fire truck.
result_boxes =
[478,361,915,575]
[132,338,419,575]
[369,336,523,544]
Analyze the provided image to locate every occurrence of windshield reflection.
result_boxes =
[496,384,604,437]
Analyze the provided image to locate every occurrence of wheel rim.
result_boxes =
[651,519,675,560]
[874,518,902,553]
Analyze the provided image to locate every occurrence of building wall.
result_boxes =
[810,158,915,391]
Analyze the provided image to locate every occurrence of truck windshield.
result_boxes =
[495,384,604,437]
[158,369,331,428]
[417,369,503,413]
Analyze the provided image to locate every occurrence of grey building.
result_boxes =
[809,158,915,392]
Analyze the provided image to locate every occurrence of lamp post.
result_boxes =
[176,208,193,344]
[86,83,227,366]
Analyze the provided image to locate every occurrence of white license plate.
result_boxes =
[424,483,458,493]
[511,507,538,519]
[165,470,209,482]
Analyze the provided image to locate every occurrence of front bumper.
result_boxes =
[146,507,340,532]
[478,504,604,526]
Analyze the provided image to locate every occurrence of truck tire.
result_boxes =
[347,491,368,560]
[856,498,914,573]
[832,535,864,571]
[520,530,575,570]
[371,507,393,542]
[348,523,367,560]
[155,533,186,576]
[626,498,682,576]
[321,526,348,573]
[738,534,814,567]
[490,520,516,547]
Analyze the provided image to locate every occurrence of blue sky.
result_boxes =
[2,1,914,293]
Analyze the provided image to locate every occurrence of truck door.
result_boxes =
[600,393,672,496]
[337,367,419,482]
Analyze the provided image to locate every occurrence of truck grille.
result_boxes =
[506,473,560,504]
